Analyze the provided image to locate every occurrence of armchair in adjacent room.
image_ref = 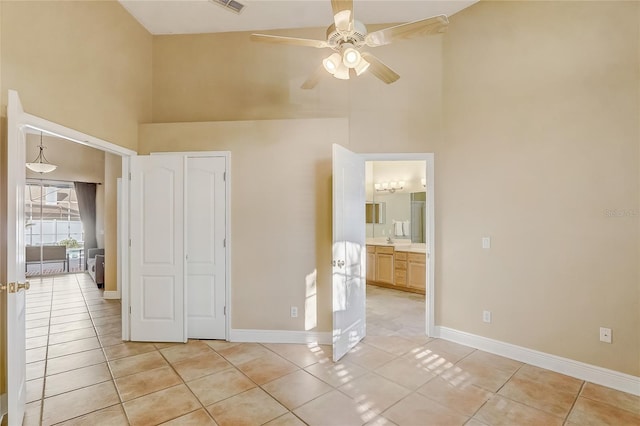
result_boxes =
[87,248,105,288]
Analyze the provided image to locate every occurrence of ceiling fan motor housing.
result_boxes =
[326,20,368,50]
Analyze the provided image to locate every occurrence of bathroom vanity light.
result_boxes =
[375,181,405,193]
[26,132,57,174]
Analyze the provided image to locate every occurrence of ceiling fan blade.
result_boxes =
[250,34,328,49]
[331,0,354,32]
[301,65,326,90]
[365,15,449,47]
[360,52,400,84]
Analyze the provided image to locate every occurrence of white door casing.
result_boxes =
[186,157,226,339]
[332,144,366,362]
[130,155,185,342]
[6,90,28,426]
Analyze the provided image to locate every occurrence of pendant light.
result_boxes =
[26,132,57,174]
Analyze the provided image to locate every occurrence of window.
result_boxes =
[25,181,84,276]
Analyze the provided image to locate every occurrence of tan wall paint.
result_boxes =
[149,25,444,334]
[149,2,639,376]
[152,27,443,149]
[103,153,121,292]
[139,119,349,332]
[0,0,151,401]
[1,0,152,151]
[441,1,639,375]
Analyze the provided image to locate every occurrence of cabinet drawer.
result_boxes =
[394,252,407,261]
[395,260,407,270]
[395,270,406,285]
[408,252,426,263]
[366,245,376,253]
[376,246,395,255]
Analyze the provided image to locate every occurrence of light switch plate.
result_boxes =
[482,237,491,249]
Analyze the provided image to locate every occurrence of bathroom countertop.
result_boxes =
[366,239,427,254]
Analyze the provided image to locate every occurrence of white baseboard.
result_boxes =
[229,329,332,345]
[102,290,121,300]
[435,326,640,397]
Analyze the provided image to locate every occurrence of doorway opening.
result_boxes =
[364,159,429,338]
[363,153,435,338]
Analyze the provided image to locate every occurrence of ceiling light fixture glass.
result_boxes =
[323,52,341,74]
[341,44,361,68]
[26,132,57,174]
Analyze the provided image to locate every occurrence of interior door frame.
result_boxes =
[362,153,435,337]
[18,105,136,341]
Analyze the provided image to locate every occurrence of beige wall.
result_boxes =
[1,0,151,402]
[149,2,639,376]
[103,153,121,292]
[139,119,349,332]
[441,1,639,375]
[1,0,152,150]
[149,24,444,334]
[152,27,443,150]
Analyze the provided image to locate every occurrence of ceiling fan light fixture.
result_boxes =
[341,44,361,68]
[333,62,350,80]
[323,52,341,74]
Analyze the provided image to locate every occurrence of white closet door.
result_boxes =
[130,155,185,342]
[186,157,226,339]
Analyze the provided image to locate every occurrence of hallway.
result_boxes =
[22,274,640,425]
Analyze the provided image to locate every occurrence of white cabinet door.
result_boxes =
[130,155,185,342]
[6,90,28,426]
[332,144,366,361]
[186,157,226,339]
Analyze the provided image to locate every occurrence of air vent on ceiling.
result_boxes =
[210,0,245,14]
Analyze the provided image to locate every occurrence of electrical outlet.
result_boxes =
[290,306,298,318]
[482,310,492,323]
[599,327,612,343]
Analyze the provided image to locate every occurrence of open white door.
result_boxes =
[5,90,28,425]
[332,144,366,361]
[186,156,226,339]
[130,155,185,342]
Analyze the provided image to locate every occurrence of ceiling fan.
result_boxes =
[250,0,449,89]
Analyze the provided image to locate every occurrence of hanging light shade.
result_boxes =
[26,132,57,174]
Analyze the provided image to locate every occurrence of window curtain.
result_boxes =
[74,182,97,269]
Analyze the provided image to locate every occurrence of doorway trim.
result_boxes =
[21,110,136,340]
[362,153,435,337]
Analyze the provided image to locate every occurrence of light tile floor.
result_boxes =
[22,275,639,425]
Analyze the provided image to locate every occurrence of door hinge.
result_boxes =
[129,239,132,247]
[224,306,226,315]
[129,172,132,181]
[223,238,226,248]
[129,306,131,314]
[223,172,226,181]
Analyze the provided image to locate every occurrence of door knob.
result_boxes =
[3,281,30,293]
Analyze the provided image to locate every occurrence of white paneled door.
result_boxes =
[129,154,227,342]
[5,90,28,425]
[186,157,226,339]
[130,155,186,342]
[332,144,366,361]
